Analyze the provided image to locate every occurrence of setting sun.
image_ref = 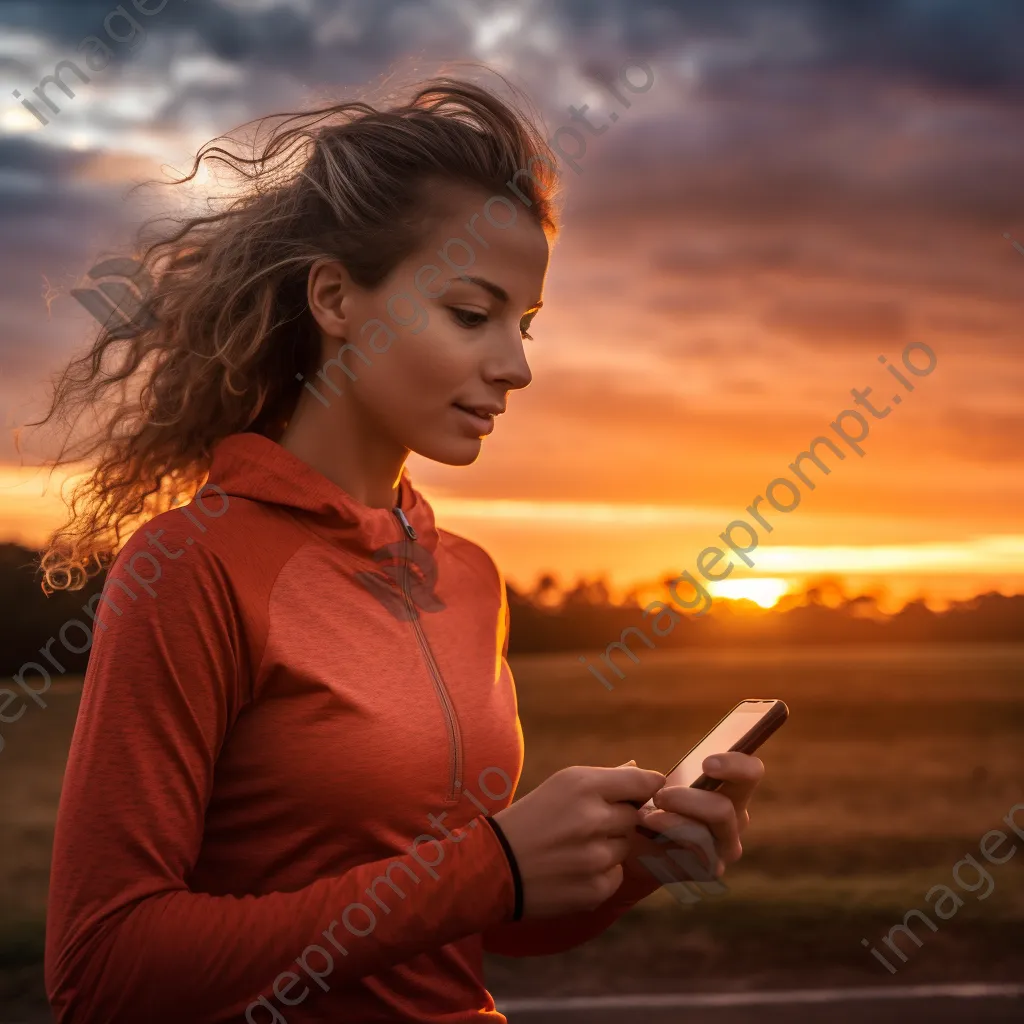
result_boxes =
[709,577,790,608]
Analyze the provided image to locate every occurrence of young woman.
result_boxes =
[41,74,765,1023]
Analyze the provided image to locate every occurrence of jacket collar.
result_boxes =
[206,433,439,555]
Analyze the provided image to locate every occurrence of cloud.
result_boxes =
[939,407,1024,463]
[798,0,1024,96]
[2,0,1024,492]
[762,296,910,348]
[6,0,1022,106]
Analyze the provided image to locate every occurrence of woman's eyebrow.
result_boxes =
[449,275,507,302]
[449,275,543,310]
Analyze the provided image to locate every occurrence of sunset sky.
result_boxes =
[1,0,1023,612]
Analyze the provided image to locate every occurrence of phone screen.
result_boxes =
[664,700,776,788]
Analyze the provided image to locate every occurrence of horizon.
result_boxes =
[2,457,1024,614]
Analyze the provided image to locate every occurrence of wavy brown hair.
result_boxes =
[35,68,561,592]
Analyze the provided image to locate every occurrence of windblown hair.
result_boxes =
[35,68,561,592]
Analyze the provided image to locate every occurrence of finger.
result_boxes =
[577,800,645,838]
[651,785,742,862]
[702,751,764,785]
[587,765,666,804]
[594,862,625,902]
[602,802,647,837]
[702,753,764,817]
[636,808,723,879]
[599,835,633,867]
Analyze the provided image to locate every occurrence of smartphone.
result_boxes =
[665,698,788,791]
[636,699,789,813]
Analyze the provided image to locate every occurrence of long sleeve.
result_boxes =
[43,530,516,1023]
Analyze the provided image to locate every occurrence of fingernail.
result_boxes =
[618,759,636,766]
[706,757,722,771]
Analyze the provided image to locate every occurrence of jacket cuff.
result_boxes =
[483,816,524,921]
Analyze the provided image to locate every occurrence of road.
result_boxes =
[495,983,1024,1024]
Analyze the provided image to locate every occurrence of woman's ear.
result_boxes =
[307,259,356,340]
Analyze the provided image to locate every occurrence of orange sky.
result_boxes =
[2,9,1024,614]
[3,164,1024,613]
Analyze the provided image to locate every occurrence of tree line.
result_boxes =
[2,542,1023,678]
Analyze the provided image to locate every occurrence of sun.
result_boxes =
[710,577,790,609]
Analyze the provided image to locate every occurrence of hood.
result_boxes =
[205,432,439,555]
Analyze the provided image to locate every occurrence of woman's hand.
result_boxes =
[623,752,765,885]
[492,764,665,918]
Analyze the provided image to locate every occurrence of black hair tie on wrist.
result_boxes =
[483,816,523,921]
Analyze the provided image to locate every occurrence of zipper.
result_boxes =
[392,506,463,802]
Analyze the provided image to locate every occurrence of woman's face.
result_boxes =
[307,182,551,466]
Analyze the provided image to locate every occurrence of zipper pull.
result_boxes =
[393,506,417,540]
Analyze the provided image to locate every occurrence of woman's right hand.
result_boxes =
[491,763,665,918]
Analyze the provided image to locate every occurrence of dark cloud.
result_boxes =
[0,0,461,84]
[570,78,1024,227]
[651,0,1024,97]
[0,0,200,48]
[6,0,1024,97]
[797,0,1024,96]
[0,137,132,243]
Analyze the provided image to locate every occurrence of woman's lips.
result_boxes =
[452,404,495,435]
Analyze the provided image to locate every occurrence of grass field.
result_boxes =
[2,643,1022,1019]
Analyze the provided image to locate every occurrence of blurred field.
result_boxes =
[486,642,1024,998]
[1,644,1022,1019]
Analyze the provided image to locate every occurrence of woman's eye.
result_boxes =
[451,308,488,329]
[520,312,538,340]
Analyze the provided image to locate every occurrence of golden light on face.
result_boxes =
[300,182,550,471]
[708,577,790,608]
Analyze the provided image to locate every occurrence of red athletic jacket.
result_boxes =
[44,432,659,1023]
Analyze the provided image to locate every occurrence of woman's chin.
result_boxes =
[417,435,484,467]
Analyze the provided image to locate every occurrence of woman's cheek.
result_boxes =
[386,291,429,336]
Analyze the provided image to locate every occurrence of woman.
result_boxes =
[41,73,764,1022]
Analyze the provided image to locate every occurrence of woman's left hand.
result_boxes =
[623,752,765,885]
